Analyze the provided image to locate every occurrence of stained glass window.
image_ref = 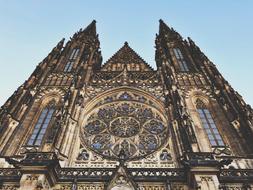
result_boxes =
[64,61,74,72]
[64,48,80,72]
[69,48,80,60]
[173,48,189,72]
[81,101,168,160]
[27,106,55,146]
[196,100,224,147]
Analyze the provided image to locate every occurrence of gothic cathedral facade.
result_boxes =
[0,20,253,190]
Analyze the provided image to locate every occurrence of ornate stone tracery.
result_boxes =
[80,90,169,161]
[1,20,253,190]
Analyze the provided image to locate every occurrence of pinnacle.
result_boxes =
[159,19,171,31]
[82,20,97,36]
[159,19,165,24]
[158,19,182,40]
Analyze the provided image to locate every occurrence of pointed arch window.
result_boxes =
[196,99,224,147]
[64,48,80,72]
[173,48,189,72]
[27,103,55,146]
[69,48,80,60]
[64,61,74,72]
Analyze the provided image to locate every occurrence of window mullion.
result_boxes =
[73,49,80,60]
[68,61,74,72]
[64,62,69,72]
[183,61,189,72]
[33,108,49,145]
[173,48,189,72]
[29,109,47,145]
[203,109,218,146]
[67,62,71,72]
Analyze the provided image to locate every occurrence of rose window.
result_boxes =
[81,93,168,160]
[110,117,140,138]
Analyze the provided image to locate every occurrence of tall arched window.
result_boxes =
[196,99,224,147]
[172,48,189,72]
[64,48,80,72]
[64,61,74,72]
[27,103,55,146]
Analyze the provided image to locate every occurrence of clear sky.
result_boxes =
[0,0,252,106]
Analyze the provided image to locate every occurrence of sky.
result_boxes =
[0,0,252,106]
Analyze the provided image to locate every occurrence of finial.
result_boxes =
[124,41,129,46]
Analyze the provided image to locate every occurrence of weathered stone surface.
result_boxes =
[0,20,252,190]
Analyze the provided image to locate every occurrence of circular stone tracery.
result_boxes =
[81,94,168,160]
[110,117,140,138]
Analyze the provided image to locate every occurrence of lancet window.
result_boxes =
[27,103,55,146]
[196,99,224,147]
[64,61,74,72]
[172,48,189,72]
[64,48,80,72]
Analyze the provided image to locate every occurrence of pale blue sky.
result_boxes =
[0,1,252,106]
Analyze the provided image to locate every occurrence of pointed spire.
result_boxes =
[159,19,169,31]
[82,20,96,36]
[71,20,97,40]
[159,19,172,34]
[159,19,182,40]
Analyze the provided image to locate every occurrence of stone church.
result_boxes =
[0,20,253,190]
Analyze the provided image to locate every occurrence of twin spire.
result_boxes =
[62,19,178,71]
[82,19,173,37]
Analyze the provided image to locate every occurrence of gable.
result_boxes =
[101,42,153,72]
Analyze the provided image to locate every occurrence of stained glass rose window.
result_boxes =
[81,92,168,160]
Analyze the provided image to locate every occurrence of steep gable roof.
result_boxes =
[101,42,154,71]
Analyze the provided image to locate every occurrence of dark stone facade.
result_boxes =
[0,20,253,190]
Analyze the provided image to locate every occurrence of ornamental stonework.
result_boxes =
[81,91,168,160]
[0,20,253,190]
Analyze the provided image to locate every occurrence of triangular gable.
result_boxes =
[107,165,138,190]
[101,42,153,72]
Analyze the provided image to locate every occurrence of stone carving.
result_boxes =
[81,96,168,160]
[0,185,19,190]
[101,42,153,72]
[77,149,89,160]
[160,149,172,161]
[1,19,253,190]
